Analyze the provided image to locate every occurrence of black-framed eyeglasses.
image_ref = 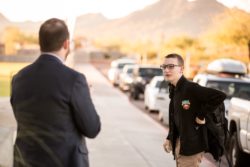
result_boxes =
[160,64,181,70]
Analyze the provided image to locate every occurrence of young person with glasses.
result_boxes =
[161,53,226,167]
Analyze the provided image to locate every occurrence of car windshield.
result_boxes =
[118,63,134,69]
[139,68,162,77]
[127,68,133,74]
[206,81,250,100]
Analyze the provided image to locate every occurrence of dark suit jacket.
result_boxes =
[11,54,101,167]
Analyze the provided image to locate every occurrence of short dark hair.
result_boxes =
[165,53,184,66]
[39,18,69,52]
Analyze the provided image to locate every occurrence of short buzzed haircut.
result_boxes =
[165,53,184,66]
[39,18,69,52]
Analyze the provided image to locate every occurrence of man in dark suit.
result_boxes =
[10,18,101,167]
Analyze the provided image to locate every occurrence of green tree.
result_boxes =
[164,36,198,49]
[161,35,203,61]
[202,9,250,62]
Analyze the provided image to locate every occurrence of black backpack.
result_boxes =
[204,102,230,164]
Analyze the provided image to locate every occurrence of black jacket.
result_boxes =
[11,54,101,167]
[167,76,226,157]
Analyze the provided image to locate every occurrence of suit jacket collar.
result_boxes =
[37,54,64,64]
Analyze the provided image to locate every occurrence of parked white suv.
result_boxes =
[193,58,250,115]
[193,73,250,115]
[227,97,250,166]
[144,76,169,112]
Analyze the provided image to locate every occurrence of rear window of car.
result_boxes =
[139,68,162,77]
[206,81,250,100]
[127,68,133,74]
[118,63,134,69]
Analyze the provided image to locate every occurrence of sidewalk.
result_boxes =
[74,64,215,167]
[0,97,16,167]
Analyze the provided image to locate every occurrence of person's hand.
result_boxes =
[195,117,206,125]
[163,139,172,153]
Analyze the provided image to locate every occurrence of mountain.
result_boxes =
[0,13,107,38]
[74,0,228,41]
[14,21,42,34]
[74,13,108,37]
[0,14,41,36]
[0,0,248,42]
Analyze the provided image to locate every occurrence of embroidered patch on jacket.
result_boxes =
[182,100,190,110]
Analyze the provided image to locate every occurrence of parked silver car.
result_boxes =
[119,64,136,91]
[108,58,136,86]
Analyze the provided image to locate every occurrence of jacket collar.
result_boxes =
[174,75,187,91]
[37,54,63,64]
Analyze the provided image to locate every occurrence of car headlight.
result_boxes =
[137,77,146,84]
[125,77,133,84]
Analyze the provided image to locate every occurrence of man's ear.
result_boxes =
[180,66,184,73]
[63,39,70,50]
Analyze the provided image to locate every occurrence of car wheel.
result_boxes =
[148,107,155,113]
[228,132,249,167]
[133,89,139,100]
[129,91,134,100]
[158,111,163,121]
[130,88,139,100]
